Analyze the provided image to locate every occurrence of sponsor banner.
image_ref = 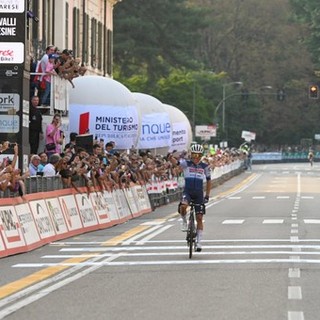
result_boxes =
[69,104,139,149]
[113,189,131,223]
[15,202,41,251]
[169,122,189,152]
[28,200,56,242]
[0,0,25,13]
[0,114,19,132]
[0,42,24,63]
[45,198,68,237]
[74,194,99,230]
[195,125,216,138]
[59,195,84,234]
[89,192,113,228]
[0,93,19,113]
[241,130,256,142]
[102,190,120,223]
[138,112,171,149]
[141,185,152,211]
[132,185,152,215]
[0,14,25,42]
[0,205,26,254]
[124,187,140,218]
[0,230,6,257]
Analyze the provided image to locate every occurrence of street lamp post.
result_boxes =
[222,81,243,135]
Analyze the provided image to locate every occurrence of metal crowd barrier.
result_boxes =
[0,162,245,211]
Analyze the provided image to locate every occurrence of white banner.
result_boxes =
[0,93,20,112]
[241,130,256,141]
[0,205,25,250]
[0,0,25,12]
[195,125,216,138]
[0,114,19,132]
[170,122,189,152]
[69,104,139,149]
[15,203,41,249]
[138,112,171,149]
[74,194,99,228]
[0,42,24,63]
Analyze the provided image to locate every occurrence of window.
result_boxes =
[72,7,79,57]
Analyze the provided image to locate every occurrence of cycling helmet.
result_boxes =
[190,144,204,154]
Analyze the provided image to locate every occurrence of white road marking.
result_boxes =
[263,219,284,224]
[288,268,300,278]
[277,196,290,199]
[301,196,314,199]
[288,311,304,320]
[40,250,320,259]
[141,221,165,225]
[121,225,162,245]
[291,230,298,234]
[304,219,320,224]
[288,286,302,299]
[222,220,244,224]
[0,254,121,318]
[252,196,265,199]
[58,244,320,251]
[227,196,241,200]
[291,224,298,228]
[136,225,173,245]
[12,258,320,267]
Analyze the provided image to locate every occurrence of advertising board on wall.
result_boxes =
[0,0,25,168]
[69,105,140,149]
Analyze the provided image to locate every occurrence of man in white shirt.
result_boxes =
[43,153,61,177]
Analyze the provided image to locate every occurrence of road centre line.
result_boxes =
[288,311,304,320]
[288,286,302,300]
[288,268,300,278]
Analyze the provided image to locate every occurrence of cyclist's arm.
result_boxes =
[205,178,211,198]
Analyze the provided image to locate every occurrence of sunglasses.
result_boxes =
[191,153,202,158]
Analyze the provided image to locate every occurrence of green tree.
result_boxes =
[113,0,207,85]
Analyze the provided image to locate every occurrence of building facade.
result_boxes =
[26,0,120,77]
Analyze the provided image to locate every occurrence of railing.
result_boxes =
[30,72,71,114]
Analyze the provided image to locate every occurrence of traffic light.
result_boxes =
[309,84,319,99]
[277,89,285,101]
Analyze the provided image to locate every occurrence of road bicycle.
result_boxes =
[186,201,197,259]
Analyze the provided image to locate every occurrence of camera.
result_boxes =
[9,143,16,148]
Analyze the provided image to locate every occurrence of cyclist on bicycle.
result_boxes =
[308,149,314,167]
[170,143,211,251]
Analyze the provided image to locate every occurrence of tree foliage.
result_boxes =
[113,0,320,148]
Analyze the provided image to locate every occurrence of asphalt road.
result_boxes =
[1,162,320,320]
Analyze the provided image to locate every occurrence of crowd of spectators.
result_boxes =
[31,44,87,106]
[0,135,247,197]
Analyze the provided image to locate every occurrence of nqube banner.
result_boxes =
[138,112,171,149]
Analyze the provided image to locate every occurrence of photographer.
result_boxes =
[45,114,64,157]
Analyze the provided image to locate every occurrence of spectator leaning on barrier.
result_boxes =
[43,153,61,177]
[37,152,48,173]
[29,96,43,155]
[28,154,41,176]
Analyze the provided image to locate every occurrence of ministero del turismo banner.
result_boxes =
[69,104,139,149]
